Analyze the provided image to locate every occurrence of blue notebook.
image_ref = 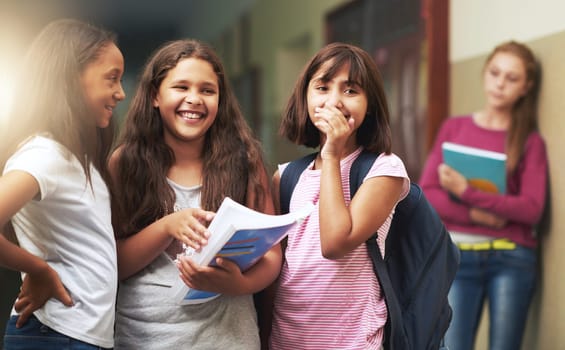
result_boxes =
[442,142,507,194]
[171,197,315,305]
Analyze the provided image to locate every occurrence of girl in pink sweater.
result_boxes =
[419,41,548,350]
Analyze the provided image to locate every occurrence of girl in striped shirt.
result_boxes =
[269,43,410,350]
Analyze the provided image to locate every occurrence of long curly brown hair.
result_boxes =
[112,39,268,238]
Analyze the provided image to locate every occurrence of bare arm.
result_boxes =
[108,150,214,280]
[115,208,215,280]
[319,158,404,258]
[0,171,72,326]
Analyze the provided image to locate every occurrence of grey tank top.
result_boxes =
[114,182,260,349]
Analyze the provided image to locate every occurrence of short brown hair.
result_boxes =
[279,42,392,154]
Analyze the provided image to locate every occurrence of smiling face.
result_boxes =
[80,43,126,128]
[306,61,368,144]
[153,57,219,148]
[483,51,530,111]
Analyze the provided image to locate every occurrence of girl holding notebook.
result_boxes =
[419,40,548,350]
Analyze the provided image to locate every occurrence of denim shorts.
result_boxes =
[4,315,111,350]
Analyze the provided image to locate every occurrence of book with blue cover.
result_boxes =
[442,141,507,194]
[172,197,315,305]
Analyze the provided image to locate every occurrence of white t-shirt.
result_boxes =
[4,135,117,348]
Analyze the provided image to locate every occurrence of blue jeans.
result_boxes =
[4,315,111,350]
[444,245,536,350]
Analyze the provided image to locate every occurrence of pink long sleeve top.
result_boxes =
[418,115,548,248]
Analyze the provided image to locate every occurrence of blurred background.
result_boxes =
[1,0,564,348]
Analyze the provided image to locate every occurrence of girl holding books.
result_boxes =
[1,19,126,349]
[419,40,548,350]
[269,42,410,349]
[108,39,281,349]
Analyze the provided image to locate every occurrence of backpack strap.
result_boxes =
[349,150,378,194]
[366,195,410,350]
[352,151,407,350]
[279,152,317,214]
[280,150,375,213]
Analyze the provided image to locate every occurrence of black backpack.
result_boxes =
[279,151,460,350]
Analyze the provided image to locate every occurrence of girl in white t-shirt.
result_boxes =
[269,42,410,350]
[0,19,125,349]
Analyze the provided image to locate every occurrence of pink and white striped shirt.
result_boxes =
[270,148,409,350]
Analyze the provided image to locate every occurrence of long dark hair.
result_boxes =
[0,18,117,183]
[279,42,392,155]
[112,39,268,238]
[484,40,541,172]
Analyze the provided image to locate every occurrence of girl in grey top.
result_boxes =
[108,39,281,349]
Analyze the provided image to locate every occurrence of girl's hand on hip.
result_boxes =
[14,264,73,328]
